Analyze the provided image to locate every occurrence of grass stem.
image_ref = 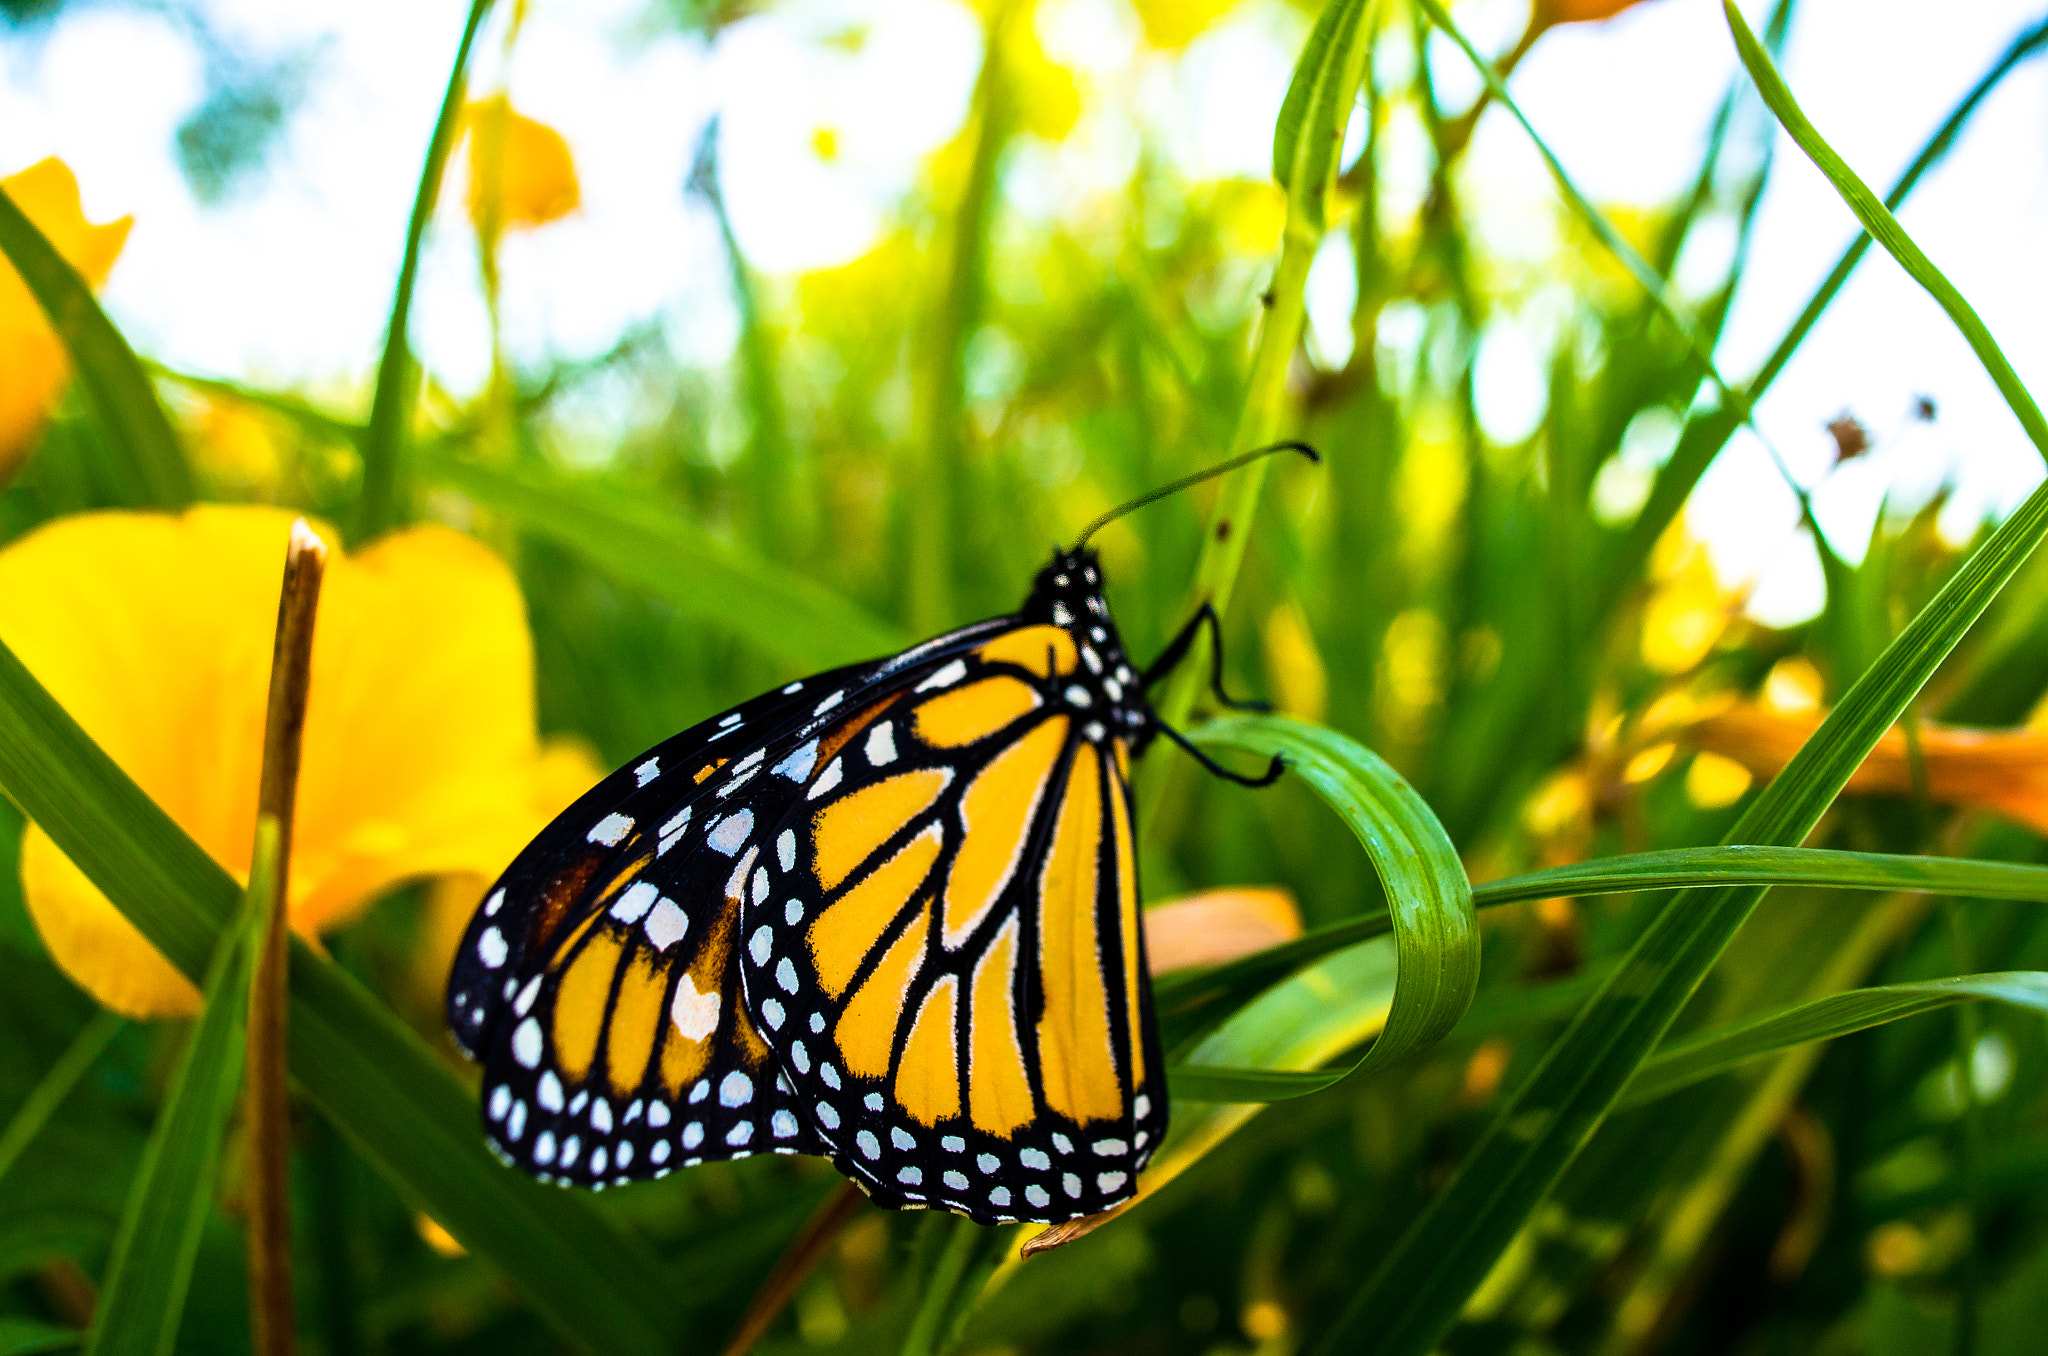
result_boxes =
[244,519,327,1356]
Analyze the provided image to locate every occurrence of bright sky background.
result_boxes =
[2,0,2045,628]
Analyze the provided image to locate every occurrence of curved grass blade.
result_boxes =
[0,1011,121,1189]
[1314,105,2048,1350]
[0,1319,84,1354]
[0,638,679,1355]
[1272,0,1373,233]
[0,185,192,506]
[1723,0,2048,460]
[1174,717,1475,1098]
[1622,971,2048,1108]
[1608,15,2048,607]
[87,917,251,1356]
[354,0,495,542]
[1156,847,2048,1055]
[429,453,907,669]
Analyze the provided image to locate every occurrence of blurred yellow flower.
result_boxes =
[1535,0,1659,27]
[1641,528,1736,674]
[1263,599,1328,722]
[1011,26,1081,142]
[1690,704,2048,836]
[464,95,580,242]
[1144,886,1303,975]
[1131,0,1242,48]
[0,506,590,1018]
[0,158,131,481]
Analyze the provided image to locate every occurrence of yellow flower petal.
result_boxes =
[1144,887,1302,975]
[464,95,580,239]
[1691,703,2048,836]
[0,158,132,477]
[1130,0,1243,48]
[0,506,565,1018]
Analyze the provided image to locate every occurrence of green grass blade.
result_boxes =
[87,918,251,1356]
[1724,1,2048,461]
[1312,150,2048,1347]
[0,186,192,506]
[1415,0,1733,402]
[1159,847,2048,1086]
[1607,19,2048,606]
[1272,0,1373,232]
[0,1319,84,1354]
[0,637,679,1354]
[355,0,495,542]
[1180,716,1475,1092]
[1622,972,2048,1108]
[0,1011,121,1187]
[430,452,907,668]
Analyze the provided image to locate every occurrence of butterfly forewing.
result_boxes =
[742,621,1169,1223]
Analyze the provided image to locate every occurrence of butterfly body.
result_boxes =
[449,546,1171,1222]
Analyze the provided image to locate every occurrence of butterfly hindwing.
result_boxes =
[449,622,1019,1187]
[448,665,899,1183]
[739,621,1170,1223]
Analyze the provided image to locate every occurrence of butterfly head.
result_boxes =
[1019,546,1154,753]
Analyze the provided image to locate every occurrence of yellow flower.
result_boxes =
[1534,0,1659,26]
[0,506,591,1018]
[464,95,580,242]
[1143,887,1303,975]
[1130,0,1243,48]
[0,159,132,481]
[1690,704,2048,836]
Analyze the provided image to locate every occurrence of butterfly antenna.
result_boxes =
[1072,441,1321,551]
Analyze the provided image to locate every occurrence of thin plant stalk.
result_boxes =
[356,0,497,542]
[245,519,328,1356]
[719,1184,864,1356]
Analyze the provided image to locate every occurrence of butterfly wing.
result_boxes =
[448,622,1016,1186]
[744,623,1170,1223]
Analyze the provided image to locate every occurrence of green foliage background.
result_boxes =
[3,0,2048,1353]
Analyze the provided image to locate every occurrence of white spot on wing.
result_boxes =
[720,1071,753,1107]
[774,739,819,781]
[477,926,507,968]
[514,975,541,1016]
[772,1110,799,1139]
[707,809,753,855]
[587,813,633,846]
[538,1072,563,1111]
[749,925,773,966]
[611,881,658,924]
[635,758,660,786]
[864,721,897,766]
[512,1018,542,1069]
[669,976,720,1042]
[813,691,844,716]
[775,957,798,993]
[1096,1171,1127,1193]
[644,898,688,950]
[483,888,505,916]
[916,658,968,692]
[777,830,796,872]
[807,758,843,800]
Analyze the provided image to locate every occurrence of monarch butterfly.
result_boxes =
[447,442,1316,1224]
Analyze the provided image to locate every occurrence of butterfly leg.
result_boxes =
[1141,603,1269,712]
[1155,720,1285,787]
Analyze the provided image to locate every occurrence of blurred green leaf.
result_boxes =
[355,0,494,542]
[1724,0,2048,462]
[0,184,191,507]
[1313,162,2048,1353]
[86,916,249,1356]
[1622,971,2048,1108]
[1271,0,1372,234]
[0,1320,81,1355]
[0,1011,120,1187]
[1157,846,2048,1056]
[0,637,679,1354]
[1173,716,1474,1100]
[430,453,907,669]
